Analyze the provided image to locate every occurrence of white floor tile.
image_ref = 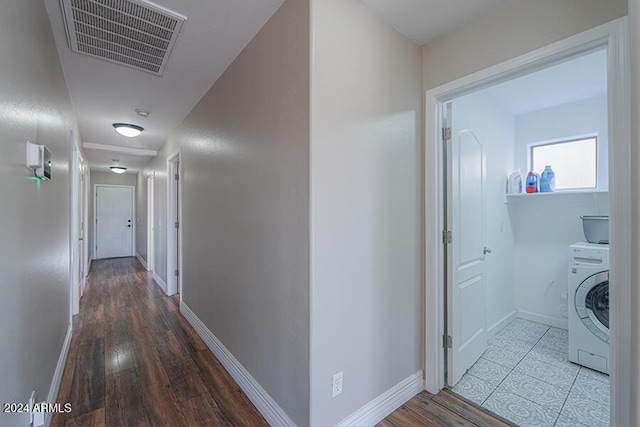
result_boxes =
[468,358,510,389]
[513,358,577,390]
[451,373,495,405]
[525,344,580,374]
[577,367,610,385]
[560,389,610,427]
[501,371,569,413]
[455,318,610,427]
[555,413,590,427]
[537,335,569,354]
[481,345,522,369]
[484,385,558,427]
[572,372,610,406]
[488,333,534,357]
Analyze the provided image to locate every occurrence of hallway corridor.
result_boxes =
[52,258,267,426]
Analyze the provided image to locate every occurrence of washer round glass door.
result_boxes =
[575,270,609,343]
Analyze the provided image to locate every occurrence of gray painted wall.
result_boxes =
[309,0,423,424]
[0,0,77,424]
[88,172,136,261]
[141,0,310,423]
[422,0,627,90]
[629,0,640,423]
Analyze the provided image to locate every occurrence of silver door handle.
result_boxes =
[483,247,492,254]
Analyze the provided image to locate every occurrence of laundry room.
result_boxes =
[446,48,611,427]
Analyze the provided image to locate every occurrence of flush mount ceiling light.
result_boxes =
[110,159,127,174]
[110,166,127,174]
[112,123,144,138]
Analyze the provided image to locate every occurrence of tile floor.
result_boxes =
[452,318,610,427]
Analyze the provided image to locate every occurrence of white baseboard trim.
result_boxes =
[44,324,72,426]
[153,272,167,294]
[488,310,518,337]
[180,302,296,427]
[518,310,567,330]
[135,252,148,270]
[336,370,424,427]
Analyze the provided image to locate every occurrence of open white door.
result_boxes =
[95,185,134,259]
[445,102,489,386]
[166,150,182,296]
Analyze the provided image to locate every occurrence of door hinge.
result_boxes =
[442,230,452,244]
[175,173,179,181]
[442,127,451,141]
[174,221,179,229]
[174,269,179,277]
[443,335,453,348]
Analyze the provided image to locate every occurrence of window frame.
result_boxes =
[527,135,598,191]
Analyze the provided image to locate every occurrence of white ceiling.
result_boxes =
[43,0,527,175]
[44,0,285,174]
[359,0,513,46]
[481,49,607,116]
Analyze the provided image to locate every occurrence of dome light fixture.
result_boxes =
[110,159,126,174]
[110,166,127,174]
[112,122,144,137]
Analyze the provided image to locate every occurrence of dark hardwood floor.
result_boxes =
[379,389,515,427]
[55,257,511,427]
[52,257,267,427]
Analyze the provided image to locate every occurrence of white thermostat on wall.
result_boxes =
[26,141,51,180]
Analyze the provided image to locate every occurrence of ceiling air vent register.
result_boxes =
[60,0,186,75]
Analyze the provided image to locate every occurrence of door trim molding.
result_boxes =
[423,17,630,426]
[146,171,155,272]
[92,184,136,260]
[166,149,182,296]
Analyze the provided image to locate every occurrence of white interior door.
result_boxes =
[166,151,181,296]
[95,186,134,259]
[446,103,488,386]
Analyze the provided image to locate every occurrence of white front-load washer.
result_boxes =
[568,242,609,374]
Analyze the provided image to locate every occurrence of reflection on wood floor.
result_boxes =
[378,389,514,427]
[52,257,267,426]
[53,257,511,426]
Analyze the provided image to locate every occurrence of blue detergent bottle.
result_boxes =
[525,171,539,193]
[540,165,556,192]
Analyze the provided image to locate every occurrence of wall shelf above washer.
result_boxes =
[505,190,609,204]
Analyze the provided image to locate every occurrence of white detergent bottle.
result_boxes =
[507,169,523,194]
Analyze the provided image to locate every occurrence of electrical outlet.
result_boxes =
[332,372,343,397]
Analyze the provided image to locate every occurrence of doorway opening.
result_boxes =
[166,150,182,298]
[424,18,631,427]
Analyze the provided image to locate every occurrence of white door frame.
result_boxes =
[146,171,155,272]
[70,137,82,317]
[93,184,136,259]
[82,165,90,293]
[424,18,631,426]
[166,149,182,296]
